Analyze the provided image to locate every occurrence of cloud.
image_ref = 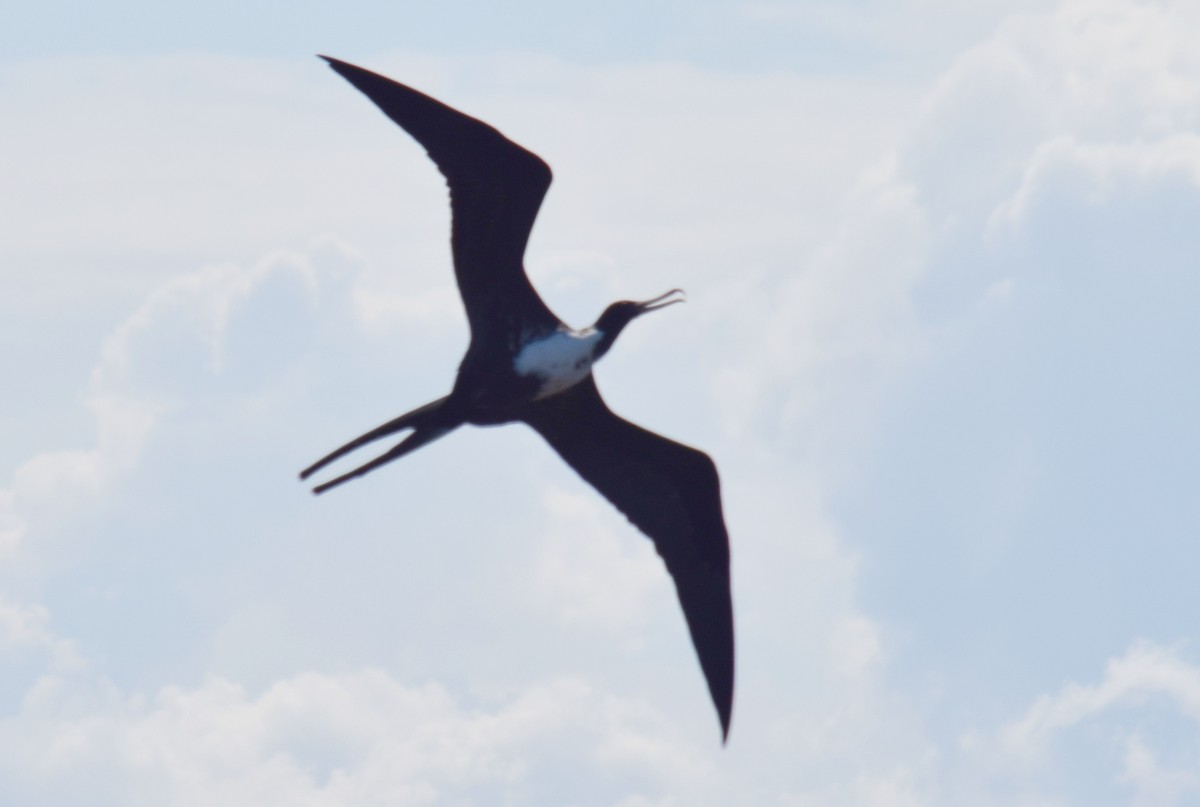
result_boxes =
[0,598,81,672]
[1121,732,1200,807]
[1001,642,1200,753]
[988,134,1200,240]
[531,487,668,632]
[0,243,347,564]
[941,642,1200,807]
[0,669,708,807]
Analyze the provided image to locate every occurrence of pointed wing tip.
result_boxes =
[317,54,352,75]
[715,670,734,745]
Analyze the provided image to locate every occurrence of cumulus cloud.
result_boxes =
[1001,642,1200,753]
[0,669,708,807]
[988,134,1200,239]
[1121,732,1200,807]
[0,243,348,563]
[0,598,81,672]
[942,642,1200,807]
[531,487,668,632]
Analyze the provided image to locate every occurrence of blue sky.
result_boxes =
[3,0,1200,804]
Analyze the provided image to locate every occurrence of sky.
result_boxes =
[3,0,1200,804]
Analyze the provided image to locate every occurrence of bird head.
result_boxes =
[593,288,685,358]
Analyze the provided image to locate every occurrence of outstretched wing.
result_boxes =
[321,56,561,341]
[521,376,735,740]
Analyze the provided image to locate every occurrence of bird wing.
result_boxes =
[321,56,561,341]
[521,376,735,740]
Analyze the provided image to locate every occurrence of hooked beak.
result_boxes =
[636,288,686,314]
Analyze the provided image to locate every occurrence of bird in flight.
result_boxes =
[302,56,734,741]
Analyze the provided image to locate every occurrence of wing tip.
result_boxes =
[316,54,351,74]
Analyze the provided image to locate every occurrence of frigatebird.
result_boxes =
[301,56,734,741]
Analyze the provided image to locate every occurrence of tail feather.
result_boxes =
[310,423,455,494]
[300,396,458,491]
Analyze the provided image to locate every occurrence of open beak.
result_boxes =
[636,288,686,314]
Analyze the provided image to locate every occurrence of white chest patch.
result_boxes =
[514,329,603,400]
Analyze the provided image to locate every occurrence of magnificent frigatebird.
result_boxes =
[301,56,734,741]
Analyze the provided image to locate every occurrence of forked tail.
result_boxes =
[300,396,460,494]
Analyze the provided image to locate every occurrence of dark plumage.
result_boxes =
[301,56,734,740]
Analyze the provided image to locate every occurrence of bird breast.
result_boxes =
[513,329,603,400]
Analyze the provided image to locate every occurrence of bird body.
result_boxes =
[303,56,734,741]
[514,327,603,400]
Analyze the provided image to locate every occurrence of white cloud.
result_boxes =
[830,615,882,677]
[0,245,338,562]
[0,599,82,673]
[935,642,1200,807]
[1121,732,1200,807]
[988,134,1200,239]
[1001,642,1200,754]
[0,379,156,562]
[0,669,708,807]
[531,487,668,632]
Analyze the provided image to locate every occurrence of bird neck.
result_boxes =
[591,311,636,358]
[591,324,623,361]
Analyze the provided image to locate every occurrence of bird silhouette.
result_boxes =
[302,56,734,741]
